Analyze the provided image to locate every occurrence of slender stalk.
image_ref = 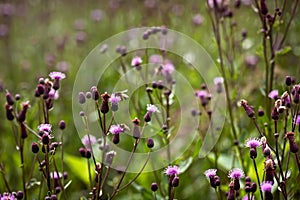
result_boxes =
[252,158,263,200]
[110,138,140,199]
[19,138,27,200]
[0,163,11,192]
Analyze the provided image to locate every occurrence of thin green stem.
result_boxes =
[252,158,263,200]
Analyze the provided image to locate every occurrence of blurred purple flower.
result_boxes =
[268,90,278,99]
[228,168,244,179]
[164,165,179,176]
[131,56,142,67]
[196,90,208,98]
[73,19,86,31]
[261,181,273,192]
[81,134,96,149]
[192,14,204,26]
[204,169,217,178]
[208,0,223,9]
[0,24,8,37]
[49,88,59,100]
[149,54,162,64]
[296,115,300,124]
[144,0,157,8]
[147,104,160,113]
[162,62,175,76]
[75,31,87,45]
[56,61,69,73]
[109,94,121,104]
[214,77,224,85]
[90,9,103,22]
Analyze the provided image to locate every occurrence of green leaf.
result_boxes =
[64,153,89,185]
[276,46,292,56]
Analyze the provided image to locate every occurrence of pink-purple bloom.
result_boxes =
[245,138,261,148]
[268,90,278,99]
[228,168,244,179]
[81,134,97,148]
[49,88,59,100]
[109,124,124,135]
[90,9,103,22]
[196,90,208,98]
[164,165,179,176]
[260,181,273,192]
[38,124,52,133]
[161,62,175,76]
[149,54,163,64]
[109,94,121,104]
[204,169,217,178]
[49,71,66,80]
[296,115,300,124]
[146,104,160,113]
[131,56,142,66]
[214,77,224,85]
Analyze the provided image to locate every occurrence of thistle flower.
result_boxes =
[38,124,52,133]
[204,169,217,179]
[81,134,97,149]
[240,99,255,118]
[164,165,179,176]
[214,77,224,93]
[228,168,244,179]
[109,124,124,144]
[100,92,110,114]
[131,56,142,69]
[268,90,278,100]
[49,71,66,90]
[245,138,261,148]
[151,182,158,192]
[261,181,273,200]
[144,104,160,122]
[109,94,121,112]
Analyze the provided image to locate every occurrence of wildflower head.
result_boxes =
[146,104,160,114]
[204,169,217,179]
[228,168,244,179]
[151,182,158,192]
[81,134,97,149]
[164,165,179,176]
[261,181,273,192]
[49,71,66,80]
[109,94,121,111]
[49,71,66,90]
[131,56,142,69]
[268,90,278,100]
[109,125,124,135]
[38,124,52,133]
[245,138,261,148]
[214,77,224,93]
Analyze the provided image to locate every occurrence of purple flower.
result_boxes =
[0,192,17,200]
[204,169,217,178]
[296,115,300,124]
[109,124,124,135]
[196,90,208,98]
[147,104,160,113]
[214,77,224,85]
[208,0,223,8]
[261,181,273,192]
[245,138,261,148]
[131,56,142,67]
[49,88,59,100]
[90,9,103,22]
[192,14,204,26]
[49,71,66,80]
[81,134,96,149]
[162,62,175,76]
[109,94,121,104]
[164,165,179,176]
[38,124,52,133]
[149,54,162,64]
[228,168,244,179]
[268,90,278,99]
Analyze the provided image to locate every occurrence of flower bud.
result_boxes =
[147,138,154,148]
[78,92,86,104]
[172,176,179,187]
[151,182,158,192]
[32,142,40,153]
[6,91,14,105]
[59,120,66,130]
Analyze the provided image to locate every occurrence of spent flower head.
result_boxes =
[228,168,244,179]
[164,165,179,176]
[147,104,160,113]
